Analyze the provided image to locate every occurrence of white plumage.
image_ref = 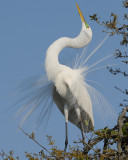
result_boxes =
[45,4,93,150]
[45,4,93,132]
[15,3,117,151]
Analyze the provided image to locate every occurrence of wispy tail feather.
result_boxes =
[14,75,54,133]
[85,83,118,128]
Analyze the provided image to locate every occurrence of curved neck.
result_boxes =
[45,23,92,81]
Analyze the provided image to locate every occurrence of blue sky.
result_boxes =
[0,0,127,158]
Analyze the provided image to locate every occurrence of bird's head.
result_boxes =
[76,3,92,33]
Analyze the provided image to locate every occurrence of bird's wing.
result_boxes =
[65,68,118,129]
[65,70,94,126]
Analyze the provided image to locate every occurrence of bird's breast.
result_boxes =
[54,67,74,97]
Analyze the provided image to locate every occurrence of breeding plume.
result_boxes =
[45,4,93,150]
[16,3,117,151]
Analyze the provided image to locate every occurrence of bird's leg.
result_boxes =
[79,118,86,147]
[75,108,86,149]
[64,106,69,152]
[65,121,68,152]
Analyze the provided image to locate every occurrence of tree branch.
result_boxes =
[117,106,128,155]
[19,128,56,158]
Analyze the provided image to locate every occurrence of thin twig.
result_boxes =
[84,141,110,159]
[1,150,11,159]
[19,127,56,158]
[74,139,108,159]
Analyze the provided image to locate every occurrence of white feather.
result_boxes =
[15,4,117,135]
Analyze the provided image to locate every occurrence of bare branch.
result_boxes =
[19,128,56,158]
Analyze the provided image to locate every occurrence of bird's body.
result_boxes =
[44,4,93,150]
[45,7,93,134]
[16,3,117,152]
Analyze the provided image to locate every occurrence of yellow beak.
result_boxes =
[76,3,86,23]
[76,3,89,28]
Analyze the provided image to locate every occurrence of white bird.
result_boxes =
[16,3,117,152]
[45,4,93,151]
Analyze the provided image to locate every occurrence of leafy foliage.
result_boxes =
[1,111,128,160]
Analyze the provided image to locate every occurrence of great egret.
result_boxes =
[45,4,93,151]
[16,3,117,152]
